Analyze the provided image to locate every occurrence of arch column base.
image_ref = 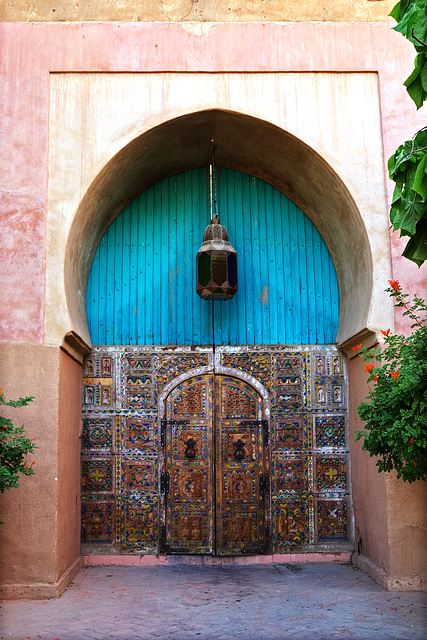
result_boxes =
[352,553,427,592]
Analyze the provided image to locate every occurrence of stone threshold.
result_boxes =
[84,552,351,566]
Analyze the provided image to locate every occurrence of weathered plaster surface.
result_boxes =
[0,0,397,23]
[1,21,425,346]
[0,344,82,598]
[47,71,389,349]
[348,353,427,591]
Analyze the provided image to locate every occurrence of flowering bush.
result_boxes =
[0,389,37,493]
[355,281,427,483]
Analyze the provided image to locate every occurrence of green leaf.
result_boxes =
[413,153,427,198]
[402,217,427,264]
[405,52,427,108]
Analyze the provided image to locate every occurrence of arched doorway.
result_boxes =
[161,374,269,555]
[81,167,351,556]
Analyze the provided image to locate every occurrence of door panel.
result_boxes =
[162,374,269,555]
[215,376,268,555]
[163,375,214,553]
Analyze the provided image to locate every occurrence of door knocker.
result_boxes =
[184,437,197,459]
[233,439,246,461]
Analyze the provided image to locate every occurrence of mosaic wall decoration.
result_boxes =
[81,346,351,553]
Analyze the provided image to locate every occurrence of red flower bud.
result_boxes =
[388,279,400,292]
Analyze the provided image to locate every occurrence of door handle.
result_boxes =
[259,473,264,498]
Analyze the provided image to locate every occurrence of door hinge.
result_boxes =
[264,472,269,495]
[262,420,269,446]
[160,524,166,549]
[265,525,270,552]
[160,419,167,448]
[160,471,170,494]
[259,472,269,498]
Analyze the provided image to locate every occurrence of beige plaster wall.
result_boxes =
[47,72,392,353]
[348,354,390,571]
[56,349,83,584]
[385,475,427,590]
[0,0,396,23]
[0,343,82,598]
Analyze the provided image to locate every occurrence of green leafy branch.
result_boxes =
[389,0,427,266]
[0,389,37,494]
[355,281,427,483]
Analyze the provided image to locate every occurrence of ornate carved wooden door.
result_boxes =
[161,374,269,555]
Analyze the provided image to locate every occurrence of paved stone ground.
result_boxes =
[1,562,426,640]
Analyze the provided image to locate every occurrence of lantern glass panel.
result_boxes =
[227,252,238,287]
[198,252,211,287]
[211,252,227,286]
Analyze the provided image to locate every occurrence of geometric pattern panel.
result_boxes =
[315,456,347,492]
[122,500,158,547]
[315,415,346,448]
[81,345,350,554]
[316,499,348,541]
[275,458,306,493]
[81,499,115,543]
[273,499,308,546]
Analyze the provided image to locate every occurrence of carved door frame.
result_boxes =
[158,369,271,555]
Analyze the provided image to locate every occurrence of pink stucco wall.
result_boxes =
[0,21,425,343]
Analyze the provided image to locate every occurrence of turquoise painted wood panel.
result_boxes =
[87,167,339,345]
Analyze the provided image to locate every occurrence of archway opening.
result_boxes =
[65,109,372,354]
[86,167,339,347]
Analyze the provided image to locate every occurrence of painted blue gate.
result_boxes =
[86,167,339,345]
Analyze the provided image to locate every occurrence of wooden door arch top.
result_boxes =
[158,365,270,420]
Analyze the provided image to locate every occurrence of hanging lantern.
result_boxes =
[196,214,238,300]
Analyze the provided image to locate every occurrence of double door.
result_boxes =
[160,374,269,555]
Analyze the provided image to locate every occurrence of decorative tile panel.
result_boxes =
[315,415,346,448]
[274,458,306,493]
[274,499,308,545]
[81,458,114,493]
[82,417,113,450]
[81,499,115,543]
[157,354,209,388]
[82,345,351,554]
[124,417,154,450]
[315,456,347,492]
[122,499,158,547]
[123,460,155,493]
[316,499,348,541]
[274,415,305,449]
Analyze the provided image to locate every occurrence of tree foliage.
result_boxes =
[0,390,37,493]
[355,282,427,482]
[388,0,427,266]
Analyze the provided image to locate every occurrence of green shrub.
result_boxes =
[0,390,37,493]
[355,281,427,483]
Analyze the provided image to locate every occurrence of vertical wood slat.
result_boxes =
[87,167,339,346]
